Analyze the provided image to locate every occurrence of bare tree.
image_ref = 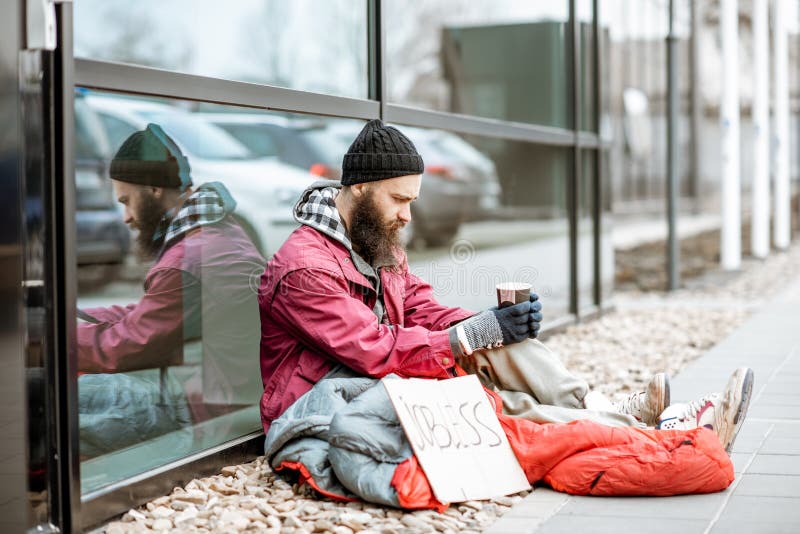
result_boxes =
[78,5,193,71]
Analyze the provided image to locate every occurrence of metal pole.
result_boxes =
[0,0,27,529]
[773,0,791,249]
[54,2,82,529]
[367,0,385,118]
[752,0,770,258]
[689,0,702,212]
[666,0,680,289]
[569,0,580,317]
[720,0,741,270]
[593,0,602,307]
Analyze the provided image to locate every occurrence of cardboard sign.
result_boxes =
[383,375,530,503]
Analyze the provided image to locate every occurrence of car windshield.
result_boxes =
[300,128,353,165]
[386,125,447,162]
[215,123,280,158]
[139,111,254,160]
[430,134,491,169]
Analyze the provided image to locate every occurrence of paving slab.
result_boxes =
[489,274,800,533]
[717,495,800,523]
[769,423,800,438]
[734,474,800,497]
[747,454,800,475]
[557,493,727,519]
[533,515,709,534]
[710,519,800,534]
[729,452,753,473]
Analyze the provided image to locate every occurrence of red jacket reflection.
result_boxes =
[77,215,265,405]
[258,225,475,433]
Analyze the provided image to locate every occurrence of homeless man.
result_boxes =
[76,124,265,457]
[257,119,752,504]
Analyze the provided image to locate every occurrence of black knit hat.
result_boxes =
[110,123,192,188]
[341,119,424,185]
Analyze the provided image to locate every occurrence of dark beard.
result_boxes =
[133,192,168,261]
[349,191,403,268]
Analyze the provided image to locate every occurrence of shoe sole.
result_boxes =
[721,367,754,453]
[644,373,670,427]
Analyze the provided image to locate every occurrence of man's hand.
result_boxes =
[452,294,543,355]
[498,294,542,340]
[491,293,542,338]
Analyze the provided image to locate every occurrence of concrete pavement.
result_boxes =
[487,274,800,533]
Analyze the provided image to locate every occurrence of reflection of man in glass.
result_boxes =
[77,124,264,457]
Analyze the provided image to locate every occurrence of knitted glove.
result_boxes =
[451,300,535,355]
[489,293,543,338]
[528,294,543,338]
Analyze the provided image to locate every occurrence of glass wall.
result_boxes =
[73,90,371,491]
[600,0,695,211]
[66,0,607,524]
[385,0,572,128]
[73,0,368,98]
[577,0,597,132]
[402,128,571,318]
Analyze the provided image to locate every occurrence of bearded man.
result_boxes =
[258,120,752,455]
[77,124,264,456]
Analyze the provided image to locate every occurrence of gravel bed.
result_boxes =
[103,460,525,533]
[101,242,800,533]
[553,242,800,401]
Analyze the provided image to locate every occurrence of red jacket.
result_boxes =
[258,225,475,432]
[78,215,265,406]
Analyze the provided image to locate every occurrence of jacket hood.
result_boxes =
[292,180,352,250]
[157,181,237,252]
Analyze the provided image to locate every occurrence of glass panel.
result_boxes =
[385,0,572,128]
[577,0,597,132]
[74,89,366,492]
[579,150,597,310]
[600,0,670,209]
[73,0,368,99]
[598,0,613,145]
[400,127,571,319]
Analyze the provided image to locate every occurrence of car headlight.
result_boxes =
[274,187,303,206]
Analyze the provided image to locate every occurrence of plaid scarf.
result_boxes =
[293,183,397,325]
[293,184,352,250]
[154,184,229,254]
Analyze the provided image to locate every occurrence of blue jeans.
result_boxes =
[78,371,192,458]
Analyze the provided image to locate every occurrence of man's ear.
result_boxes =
[150,186,163,199]
[350,182,371,198]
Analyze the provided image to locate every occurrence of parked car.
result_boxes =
[201,114,502,248]
[74,92,131,283]
[195,113,348,180]
[84,94,317,257]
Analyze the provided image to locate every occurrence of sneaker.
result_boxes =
[614,372,670,427]
[656,367,754,452]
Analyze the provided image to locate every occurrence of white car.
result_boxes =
[84,94,316,257]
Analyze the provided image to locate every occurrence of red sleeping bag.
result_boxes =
[393,388,734,509]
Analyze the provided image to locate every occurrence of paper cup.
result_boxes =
[496,282,532,308]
